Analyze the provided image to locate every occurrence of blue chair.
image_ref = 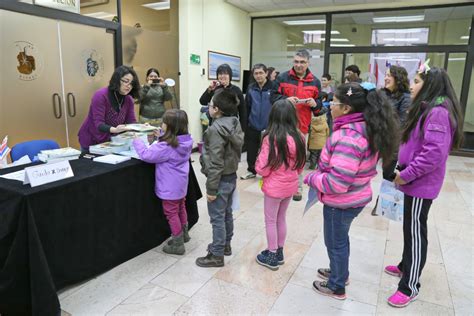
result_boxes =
[10,139,60,162]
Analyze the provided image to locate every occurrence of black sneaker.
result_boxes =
[224,244,232,256]
[293,192,302,201]
[312,280,346,300]
[276,247,284,265]
[196,252,224,268]
[256,250,279,271]
[317,268,350,285]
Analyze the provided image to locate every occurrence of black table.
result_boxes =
[0,158,202,315]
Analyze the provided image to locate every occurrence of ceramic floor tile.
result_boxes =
[270,283,376,315]
[214,233,309,297]
[107,284,188,315]
[150,253,220,297]
[60,251,177,315]
[174,278,276,315]
[289,265,379,306]
[447,274,474,316]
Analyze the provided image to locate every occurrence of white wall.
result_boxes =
[179,0,250,144]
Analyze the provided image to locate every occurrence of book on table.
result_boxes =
[124,124,158,132]
[93,154,131,165]
[89,142,129,155]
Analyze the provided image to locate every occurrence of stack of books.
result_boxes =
[37,147,81,163]
[89,142,129,155]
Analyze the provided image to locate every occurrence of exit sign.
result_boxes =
[190,54,201,65]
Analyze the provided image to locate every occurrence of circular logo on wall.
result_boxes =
[81,49,105,81]
[14,41,44,81]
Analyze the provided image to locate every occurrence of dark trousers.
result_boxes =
[308,149,321,167]
[397,194,433,297]
[323,205,363,291]
[244,126,262,174]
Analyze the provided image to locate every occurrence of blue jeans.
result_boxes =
[207,174,236,256]
[323,204,363,290]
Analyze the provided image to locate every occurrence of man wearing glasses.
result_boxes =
[272,49,323,201]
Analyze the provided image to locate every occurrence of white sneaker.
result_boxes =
[240,172,256,180]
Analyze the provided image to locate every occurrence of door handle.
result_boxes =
[52,93,62,119]
[67,92,77,117]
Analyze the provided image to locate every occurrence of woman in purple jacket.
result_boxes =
[385,66,464,308]
[133,109,193,255]
[78,66,140,150]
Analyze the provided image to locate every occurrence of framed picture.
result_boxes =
[208,51,241,82]
[80,0,109,7]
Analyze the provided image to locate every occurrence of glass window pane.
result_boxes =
[80,0,118,21]
[447,53,467,99]
[332,6,473,47]
[328,54,343,86]
[462,64,474,149]
[252,15,326,78]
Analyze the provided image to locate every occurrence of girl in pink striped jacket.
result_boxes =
[255,99,306,271]
[304,83,399,300]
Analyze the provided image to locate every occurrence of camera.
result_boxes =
[152,78,161,84]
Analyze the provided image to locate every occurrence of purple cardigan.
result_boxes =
[78,87,136,148]
[398,102,454,199]
[133,134,193,200]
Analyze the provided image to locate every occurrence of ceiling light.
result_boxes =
[383,38,420,42]
[142,1,170,10]
[83,11,115,19]
[321,38,349,42]
[375,28,426,34]
[448,58,465,61]
[373,15,425,23]
[283,19,326,25]
[303,30,340,35]
[460,36,469,40]
[287,44,304,47]
[330,44,356,47]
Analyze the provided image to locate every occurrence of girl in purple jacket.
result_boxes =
[133,109,193,255]
[255,100,306,271]
[386,66,464,308]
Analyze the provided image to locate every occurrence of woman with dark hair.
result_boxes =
[305,82,399,300]
[199,63,246,130]
[385,66,463,308]
[138,68,173,126]
[267,67,278,81]
[371,65,412,215]
[78,65,140,149]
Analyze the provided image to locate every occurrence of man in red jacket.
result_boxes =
[272,49,322,201]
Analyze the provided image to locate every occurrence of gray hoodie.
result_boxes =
[200,116,244,195]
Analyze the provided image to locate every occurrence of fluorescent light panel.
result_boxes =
[142,1,170,10]
[283,19,325,25]
[321,38,349,42]
[84,11,115,19]
[331,44,356,47]
[376,28,426,34]
[383,38,420,42]
[303,30,340,35]
[460,36,469,40]
[373,15,425,23]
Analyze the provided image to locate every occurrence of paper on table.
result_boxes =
[93,154,131,164]
[0,169,26,182]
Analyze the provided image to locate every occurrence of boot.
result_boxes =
[224,244,232,256]
[196,251,224,267]
[183,223,191,243]
[163,232,185,255]
[167,224,190,245]
[256,250,279,271]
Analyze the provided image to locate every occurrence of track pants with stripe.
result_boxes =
[397,194,433,297]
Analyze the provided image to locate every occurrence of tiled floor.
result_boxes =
[59,153,474,315]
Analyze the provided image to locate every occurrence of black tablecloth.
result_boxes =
[0,158,202,315]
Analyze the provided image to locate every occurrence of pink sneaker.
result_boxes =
[387,290,417,307]
[384,265,403,277]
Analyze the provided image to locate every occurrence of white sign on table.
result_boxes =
[24,160,74,187]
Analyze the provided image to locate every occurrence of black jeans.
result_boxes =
[397,194,433,297]
[244,126,262,174]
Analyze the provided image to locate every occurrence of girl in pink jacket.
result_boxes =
[255,99,306,271]
[304,83,399,300]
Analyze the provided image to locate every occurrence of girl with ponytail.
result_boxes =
[304,82,399,300]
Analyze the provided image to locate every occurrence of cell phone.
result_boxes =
[152,78,160,84]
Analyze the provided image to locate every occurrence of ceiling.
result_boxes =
[224,0,473,15]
